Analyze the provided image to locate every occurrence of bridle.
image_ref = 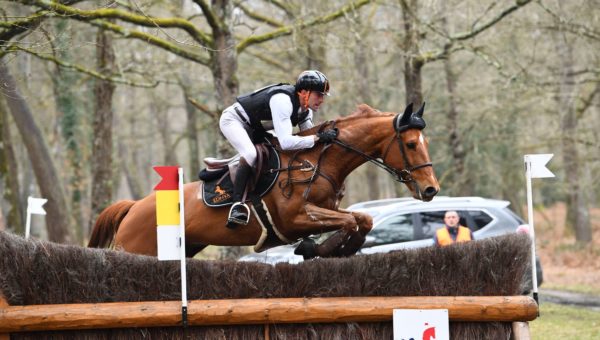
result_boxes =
[331,123,432,184]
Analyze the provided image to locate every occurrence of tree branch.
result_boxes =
[576,82,600,119]
[453,0,532,41]
[13,0,214,45]
[0,10,49,42]
[6,44,161,87]
[191,0,223,32]
[236,0,372,53]
[267,0,295,17]
[88,19,211,65]
[234,2,284,28]
[187,96,218,120]
[535,1,600,42]
[418,0,532,63]
[244,49,290,72]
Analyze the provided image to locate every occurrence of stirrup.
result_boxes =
[227,202,251,225]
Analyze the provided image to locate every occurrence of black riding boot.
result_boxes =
[226,159,253,229]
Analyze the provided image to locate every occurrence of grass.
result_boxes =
[542,283,600,296]
[530,302,600,340]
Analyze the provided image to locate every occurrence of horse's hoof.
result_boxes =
[294,238,317,260]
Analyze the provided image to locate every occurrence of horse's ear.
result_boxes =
[398,103,414,126]
[394,102,426,131]
[415,102,425,117]
[403,103,414,117]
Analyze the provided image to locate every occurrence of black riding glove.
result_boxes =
[316,129,338,143]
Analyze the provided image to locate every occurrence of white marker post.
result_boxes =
[154,166,188,327]
[25,197,47,239]
[178,168,188,327]
[524,154,555,305]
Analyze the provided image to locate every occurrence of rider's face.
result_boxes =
[301,90,326,111]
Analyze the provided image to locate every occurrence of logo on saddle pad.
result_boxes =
[212,185,231,204]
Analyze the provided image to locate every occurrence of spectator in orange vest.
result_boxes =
[433,210,474,247]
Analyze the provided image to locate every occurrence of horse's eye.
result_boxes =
[406,142,417,150]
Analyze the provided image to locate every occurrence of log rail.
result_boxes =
[0,295,538,333]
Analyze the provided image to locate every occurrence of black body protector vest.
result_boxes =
[236,84,310,133]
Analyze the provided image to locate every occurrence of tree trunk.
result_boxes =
[0,98,24,234]
[89,28,116,236]
[555,30,591,243]
[153,99,178,166]
[181,80,200,179]
[354,35,381,200]
[401,0,423,108]
[440,4,470,196]
[210,0,239,158]
[118,141,144,200]
[397,0,424,197]
[0,59,73,243]
[51,18,86,241]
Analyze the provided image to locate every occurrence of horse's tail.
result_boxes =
[87,200,136,248]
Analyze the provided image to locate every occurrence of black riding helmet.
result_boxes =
[295,70,330,96]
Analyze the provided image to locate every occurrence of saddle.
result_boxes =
[199,144,280,207]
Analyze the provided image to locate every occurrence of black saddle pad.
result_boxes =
[201,146,280,207]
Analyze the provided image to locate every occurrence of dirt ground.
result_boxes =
[534,203,600,293]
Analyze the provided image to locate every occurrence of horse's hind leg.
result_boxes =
[186,243,208,258]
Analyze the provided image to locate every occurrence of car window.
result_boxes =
[417,211,472,238]
[370,214,414,244]
[418,211,446,238]
[465,210,493,231]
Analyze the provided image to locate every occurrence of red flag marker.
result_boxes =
[154,166,179,190]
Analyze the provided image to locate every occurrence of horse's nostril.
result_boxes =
[423,186,438,197]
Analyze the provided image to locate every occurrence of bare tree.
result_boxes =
[0,60,73,243]
[0,98,24,233]
[89,26,116,236]
[50,18,87,240]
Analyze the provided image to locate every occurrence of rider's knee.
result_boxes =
[240,151,257,167]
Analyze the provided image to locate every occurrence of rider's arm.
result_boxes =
[270,93,316,149]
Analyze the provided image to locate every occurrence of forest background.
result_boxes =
[0,0,598,261]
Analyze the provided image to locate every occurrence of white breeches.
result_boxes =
[219,106,257,166]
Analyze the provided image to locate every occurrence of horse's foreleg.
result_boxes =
[333,210,373,257]
[342,210,374,236]
[294,204,372,259]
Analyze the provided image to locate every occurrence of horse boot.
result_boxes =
[226,159,253,229]
[336,231,367,257]
[294,230,352,259]
[294,238,318,260]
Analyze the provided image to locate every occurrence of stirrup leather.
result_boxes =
[228,202,251,225]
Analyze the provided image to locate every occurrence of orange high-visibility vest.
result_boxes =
[436,226,472,247]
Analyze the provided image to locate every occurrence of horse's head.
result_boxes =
[384,103,439,201]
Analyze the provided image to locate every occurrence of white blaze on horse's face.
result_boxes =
[400,129,439,202]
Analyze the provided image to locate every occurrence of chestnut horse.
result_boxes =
[88,103,439,259]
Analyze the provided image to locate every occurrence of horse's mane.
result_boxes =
[298,104,393,136]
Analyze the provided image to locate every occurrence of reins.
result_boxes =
[274,117,432,201]
[277,123,341,200]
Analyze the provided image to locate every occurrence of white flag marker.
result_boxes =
[26,196,47,239]
[526,154,555,178]
[524,153,555,306]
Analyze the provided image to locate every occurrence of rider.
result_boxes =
[219,70,337,228]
